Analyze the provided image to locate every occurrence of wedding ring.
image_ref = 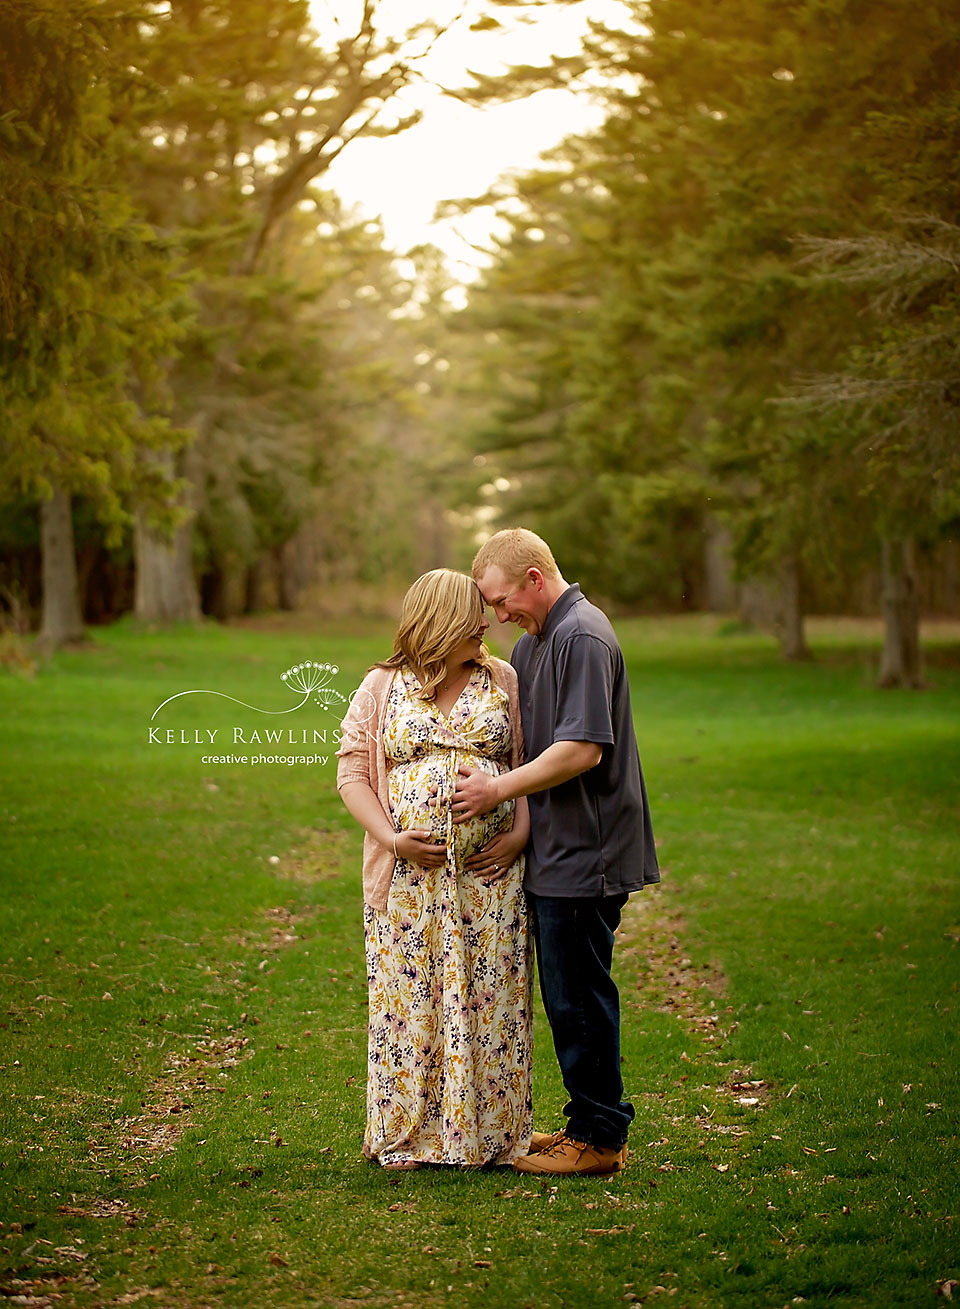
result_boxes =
[493,864,500,871]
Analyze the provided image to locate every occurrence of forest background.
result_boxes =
[1,6,958,1304]
[1,0,958,688]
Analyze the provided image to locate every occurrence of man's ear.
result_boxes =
[526,568,545,591]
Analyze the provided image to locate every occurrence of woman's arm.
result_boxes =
[339,780,447,868]
[338,779,396,848]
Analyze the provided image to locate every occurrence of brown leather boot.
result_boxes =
[527,1129,567,1154]
[513,1136,626,1177]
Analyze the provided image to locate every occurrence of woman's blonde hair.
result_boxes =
[377,569,489,700]
[472,527,560,584]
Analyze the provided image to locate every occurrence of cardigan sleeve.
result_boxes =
[335,670,382,791]
[489,657,525,772]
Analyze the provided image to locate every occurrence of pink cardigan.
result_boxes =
[335,657,524,910]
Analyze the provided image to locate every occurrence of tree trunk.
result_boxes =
[703,519,737,612]
[273,541,298,611]
[76,540,102,623]
[738,555,812,660]
[878,538,923,688]
[133,451,200,623]
[243,557,268,614]
[201,562,230,622]
[38,484,85,647]
[737,577,771,629]
[134,512,200,622]
[777,553,812,662]
[940,537,959,616]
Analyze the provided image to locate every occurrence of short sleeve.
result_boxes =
[553,635,616,746]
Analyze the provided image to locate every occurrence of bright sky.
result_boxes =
[309,0,629,284]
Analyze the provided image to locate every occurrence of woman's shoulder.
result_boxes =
[359,663,399,689]
[346,664,398,714]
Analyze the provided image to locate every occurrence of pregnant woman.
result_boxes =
[336,569,532,1169]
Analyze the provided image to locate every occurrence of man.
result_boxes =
[453,527,660,1177]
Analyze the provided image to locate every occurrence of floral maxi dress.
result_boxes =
[363,664,532,1167]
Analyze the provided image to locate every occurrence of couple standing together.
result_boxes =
[336,528,659,1176]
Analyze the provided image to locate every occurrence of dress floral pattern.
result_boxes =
[363,664,532,1167]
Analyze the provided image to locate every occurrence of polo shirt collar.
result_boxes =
[537,583,582,643]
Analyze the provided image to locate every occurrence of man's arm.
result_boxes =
[452,740,602,822]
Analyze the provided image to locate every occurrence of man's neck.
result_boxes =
[541,576,570,615]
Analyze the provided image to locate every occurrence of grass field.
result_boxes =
[1,613,958,1309]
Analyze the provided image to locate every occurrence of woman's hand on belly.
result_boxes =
[396,829,447,867]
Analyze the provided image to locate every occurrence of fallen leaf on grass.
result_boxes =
[713,1164,729,1172]
[268,1253,288,1267]
[387,1201,418,1213]
[473,1260,492,1268]
[57,1199,141,1223]
[494,1188,538,1199]
[584,1224,636,1236]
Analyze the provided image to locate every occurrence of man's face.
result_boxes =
[476,564,547,636]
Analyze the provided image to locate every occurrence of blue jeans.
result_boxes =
[528,892,635,1150]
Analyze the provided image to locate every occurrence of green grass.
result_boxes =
[1,613,957,1308]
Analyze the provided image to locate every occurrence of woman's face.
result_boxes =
[444,610,490,669]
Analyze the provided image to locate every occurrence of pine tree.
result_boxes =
[0,0,188,645]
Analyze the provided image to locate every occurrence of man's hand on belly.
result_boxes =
[464,827,526,881]
[450,766,501,822]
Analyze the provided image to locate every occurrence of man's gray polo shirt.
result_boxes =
[510,584,660,898]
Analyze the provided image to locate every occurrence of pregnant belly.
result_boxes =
[389,748,514,864]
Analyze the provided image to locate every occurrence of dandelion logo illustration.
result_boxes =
[151,660,346,720]
[280,662,346,710]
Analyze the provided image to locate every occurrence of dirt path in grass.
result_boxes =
[619,886,774,1126]
[0,830,351,1308]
